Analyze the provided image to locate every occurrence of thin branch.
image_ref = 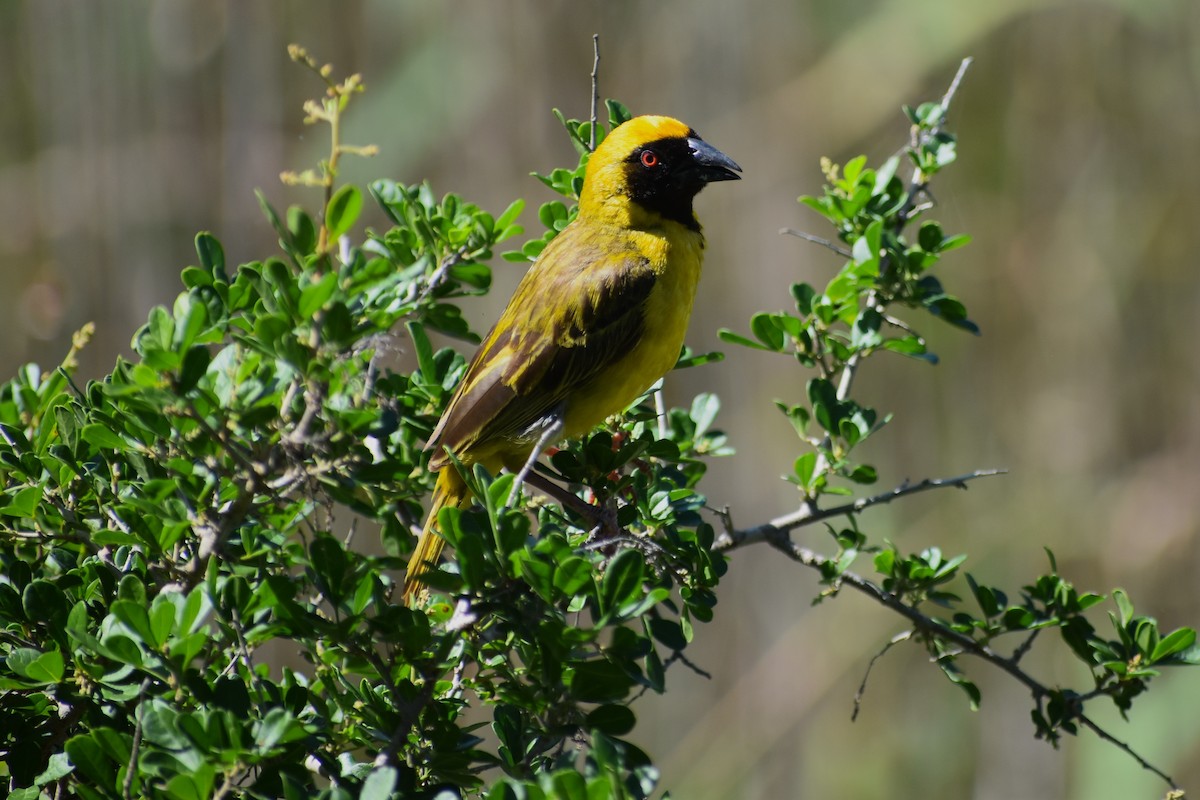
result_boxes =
[939,57,973,122]
[375,676,438,769]
[826,57,974,409]
[654,388,668,440]
[589,35,601,151]
[779,227,852,258]
[764,534,1046,695]
[1010,627,1040,665]
[1077,713,1179,789]
[715,468,1006,551]
[852,630,912,721]
[123,682,152,800]
[880,311,923,339]
[416,247,469,304]
[755,532,1179,790]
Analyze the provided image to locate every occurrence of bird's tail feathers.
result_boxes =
[403,468,468,602]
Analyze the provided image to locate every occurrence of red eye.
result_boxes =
[640,150,659,168]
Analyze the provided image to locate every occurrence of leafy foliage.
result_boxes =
[715,61,1199,792]
[0,51,1193,800]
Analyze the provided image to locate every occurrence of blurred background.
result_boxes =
[3,0,1199,797]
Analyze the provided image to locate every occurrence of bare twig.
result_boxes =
[779,227,852,258]
[755,532,1180,790]
[764,534,1046,695]
[1010,628,1040,664]
[714,468,1006,551]
[852,630,912,721]
[416,247,469,304]
[123,681,152,800]
[589,34,601,151]
[939,57,973,123]
[1077,713,1179,789]
[375,677,438,769]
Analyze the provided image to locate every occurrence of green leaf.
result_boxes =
[791,282,816,315]
[749,313,786,352]
[360,766,398,800]
[1150,628,1196,663]
[606,98,633,126]
[2,485,43,518]
[918,221,944,252]
[496,198,525,232]
[24,649,64,683]
[194,231,226,278]
[110,599,156,645]
[287,206,318,255]
[326,184,363,240]
[299,271,338,318]
[553,556,593,597]
[717,328,772,352]
[570,660,635,703]
[793,452,817,490]
[674,349,724,369]
[940,233,972,252]
[602,550,645,613]
[406,320,436,387]
[81,424,127,452]
[149,599,177,650]
[690,393,720,437]
[851,308,883,350]
[65,734,115,788]
[1113,588,1133,627]
[165,765,215,800]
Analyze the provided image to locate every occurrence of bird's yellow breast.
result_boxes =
[561,221,705,438]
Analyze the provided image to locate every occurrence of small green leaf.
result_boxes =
[1113,589,1133,626]
[553,556,593,597]
[793,452,817,490]
[749,313,786,352]
[406,320,436,386]
[1150,628,1196,663]
[717,328,772,352]
[2,485,43,518]
[496,198,525,231]
[24,649,64,683]
[569,659,635,703]
[111,599,156,645]
[287,206,318,255]
[65,734,114,788]
[299,272,338,318]
[326,185,363,240]
[360,766,398,800]
[195,232,226,278]
[602,550,645,613]
[81,424,127,452]
[586,704,636,736]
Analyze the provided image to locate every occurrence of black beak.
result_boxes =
[687,137,742,183]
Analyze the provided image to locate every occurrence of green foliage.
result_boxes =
[0,65,723,798]
[0,54,1192,799]
[716,65,1199,792]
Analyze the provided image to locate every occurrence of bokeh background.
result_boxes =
[3,1,1200,797]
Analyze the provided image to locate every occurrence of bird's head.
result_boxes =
[580,115,741,231]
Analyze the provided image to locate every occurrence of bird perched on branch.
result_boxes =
[404,115,740,601]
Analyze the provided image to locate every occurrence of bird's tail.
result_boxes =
[403,468,468,602]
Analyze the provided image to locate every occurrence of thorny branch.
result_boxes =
[589,34,601,152]
[745,530,1180,789]
[709,458,1180,791]
[713,468,1006,551]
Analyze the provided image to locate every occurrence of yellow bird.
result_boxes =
[404,115,740,600]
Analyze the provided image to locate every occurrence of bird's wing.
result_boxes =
[426,226,657,468]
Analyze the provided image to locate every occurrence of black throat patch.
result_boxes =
[622,135,705,232]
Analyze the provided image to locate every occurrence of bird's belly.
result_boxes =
[562,236,702,438]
